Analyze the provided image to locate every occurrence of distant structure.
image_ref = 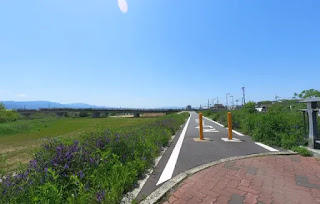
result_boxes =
[17,108,181,118]
[255,102,272,112]
[211,104,225,111]
[242,87,246,105]
[186,105,192,111]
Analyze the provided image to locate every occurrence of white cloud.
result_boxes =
[16,93,27,98]
[118,0,128,13]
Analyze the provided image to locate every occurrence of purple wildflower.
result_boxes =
[96,190,106,202]
[64,164,69,169]
[30,160,37,168]
[78,171,84,179]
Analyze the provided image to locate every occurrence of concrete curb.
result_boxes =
[140,151,297,204]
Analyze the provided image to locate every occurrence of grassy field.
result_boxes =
[0,117,157,173]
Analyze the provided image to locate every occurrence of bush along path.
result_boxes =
[0,113,189,203]
[202,101,314,154]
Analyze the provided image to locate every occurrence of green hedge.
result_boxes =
[202,102,306,149]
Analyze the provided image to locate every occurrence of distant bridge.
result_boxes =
[17,108,183,118]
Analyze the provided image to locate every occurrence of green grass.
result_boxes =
[292,146,312,157]
[0,117,157,173]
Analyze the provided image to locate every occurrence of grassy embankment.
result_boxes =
[201,101,317,155]
[0,116,158,173]
[0,112,189,203]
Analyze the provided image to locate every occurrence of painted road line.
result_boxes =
[203,129,219,133]
[195,119,205,126]
[203,116,224,127]
[195,125,213,129]
[203,116,243,136]
[255,142,279,152]
[232,129,244,136]
[156,116,191,185]
[224,127,245,136]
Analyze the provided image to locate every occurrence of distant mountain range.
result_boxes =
[0,101,107,110]
[0,101,184,110]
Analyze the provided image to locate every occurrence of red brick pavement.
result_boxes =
[161,155,320,204]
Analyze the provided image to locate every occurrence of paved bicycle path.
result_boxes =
[137,112,280,201]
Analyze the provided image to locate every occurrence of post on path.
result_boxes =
[199,113,204,140]
[228,112,233,140]
[300,98,320,149]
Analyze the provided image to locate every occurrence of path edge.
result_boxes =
[140,151,297,204]
[121,113,191,203]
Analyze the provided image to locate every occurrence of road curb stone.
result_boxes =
[140,151,296,204]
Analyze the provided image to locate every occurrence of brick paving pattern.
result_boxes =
[161,155,320,204]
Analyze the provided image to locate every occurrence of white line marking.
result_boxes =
[224,128,245,136]
[255,142,279,152]
[195,125,213,129]
[232,130,244,136]
[195,119,205,125]
[156,116,191,185]
[204,129,219,133]
[203,116,224,127]
[203,116,244,136]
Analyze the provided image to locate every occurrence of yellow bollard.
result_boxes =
[228,112,232,140]
[199,113,204,140]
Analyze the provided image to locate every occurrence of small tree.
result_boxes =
[294,89,320,99]
[242,102,257,114]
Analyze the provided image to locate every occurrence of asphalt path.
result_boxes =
[136,111,280,201]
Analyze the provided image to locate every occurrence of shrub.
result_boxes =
[209,102,306,149]
[292,146,312,157]
[242,102,257,114]
[79,112,89,117]
[0,104,20,123]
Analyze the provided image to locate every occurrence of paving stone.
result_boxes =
[224,161,240,171]
[228,194,244,204]
[161,155,320,204]
[246,167,257,175]
[295,174,320,189]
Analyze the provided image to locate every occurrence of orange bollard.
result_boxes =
[199,113,204,140]
[228,112,232,140]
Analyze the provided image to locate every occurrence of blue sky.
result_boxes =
[0,0,319,108]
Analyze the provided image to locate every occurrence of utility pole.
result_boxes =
[212,98,216,107]
[226,93,230,110]
[208,99,210,108]
[242,87,246,105]
[230,95,234,109]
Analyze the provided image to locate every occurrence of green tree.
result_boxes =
[294,89,320,99]
[242,102,257,114]
[0,103,20,123]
